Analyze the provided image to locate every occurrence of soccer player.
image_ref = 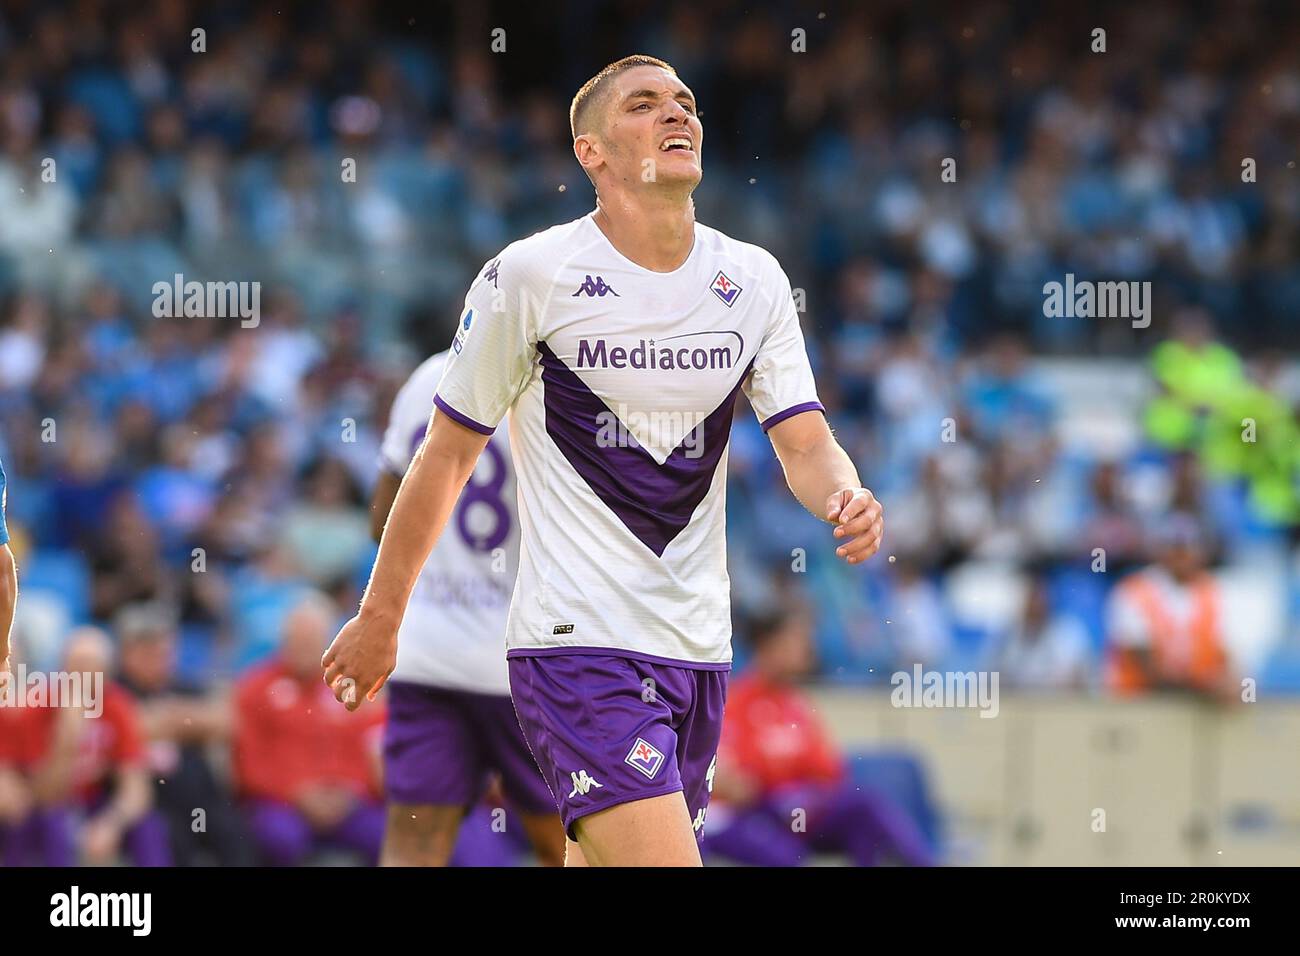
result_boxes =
[323,55,885,866]
[373,351,563,866]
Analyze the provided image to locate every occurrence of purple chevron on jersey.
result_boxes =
[537,341,751,557]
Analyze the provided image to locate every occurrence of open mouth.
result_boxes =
[660,137,694,152]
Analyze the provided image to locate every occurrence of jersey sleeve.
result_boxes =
[433,251,540,435]
[743,260,824,432]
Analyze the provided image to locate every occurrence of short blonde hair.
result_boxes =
[570,54,677,138]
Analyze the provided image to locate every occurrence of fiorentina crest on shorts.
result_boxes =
[710,270,742,307]
[625,737,666,779]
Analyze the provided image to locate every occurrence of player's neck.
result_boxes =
[592,192,696,273]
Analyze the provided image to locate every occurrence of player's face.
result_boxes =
[602,66,702,189]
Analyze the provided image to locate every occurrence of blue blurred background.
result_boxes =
[1,0,1298,866]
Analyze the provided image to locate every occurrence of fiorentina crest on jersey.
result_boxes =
[710,270,742,307]
[624,737,666,779]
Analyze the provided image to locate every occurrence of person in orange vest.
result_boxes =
[1104,513,1234,699]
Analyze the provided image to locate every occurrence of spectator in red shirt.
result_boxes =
[234,592,385,865]
[706,609,936,866]
[1,627,171,865]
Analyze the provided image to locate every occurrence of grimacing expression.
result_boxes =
[592,66,703,188]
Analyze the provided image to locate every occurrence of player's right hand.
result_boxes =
[321,613,397,712]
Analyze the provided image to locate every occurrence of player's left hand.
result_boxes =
[826,488,883,565]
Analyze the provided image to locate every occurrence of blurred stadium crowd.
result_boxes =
[1,0,1299,864]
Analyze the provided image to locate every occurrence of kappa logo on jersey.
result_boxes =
[710,270,742,307]
[624,737,665,779]
[483,258,501,288]
[452,308,474,354]
[572,275,620,297]
[568,770,604,797]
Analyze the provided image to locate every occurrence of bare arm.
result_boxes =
[0,544,15,688]
[323,412,489,708]
[766,411,884,565]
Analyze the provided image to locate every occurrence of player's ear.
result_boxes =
[574,133,603,176]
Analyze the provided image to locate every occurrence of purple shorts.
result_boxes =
[507,652,729,841]
[382,681,555,815]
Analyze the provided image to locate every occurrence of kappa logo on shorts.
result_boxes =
[624,737,666,780]
[568,770,604,797]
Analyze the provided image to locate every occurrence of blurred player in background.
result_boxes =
[706,609,935,866]
[234,592,386,866]
[1104,514,1234,700]
[324,55,884,867]
[373,351,562,866]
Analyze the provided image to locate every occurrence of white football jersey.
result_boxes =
[381,351,517,694]
[434,212,823,667]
